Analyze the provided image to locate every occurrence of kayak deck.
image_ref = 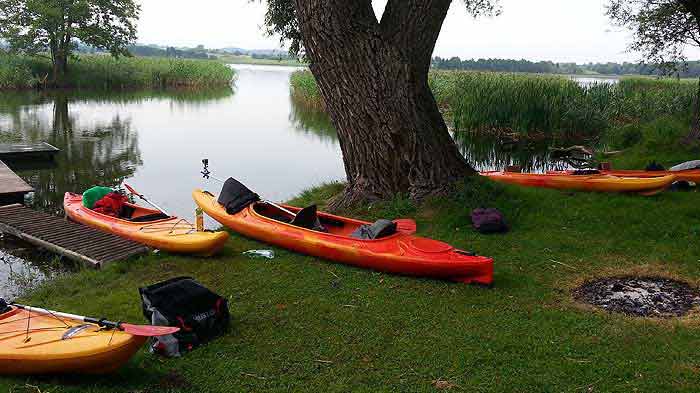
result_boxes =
[0,307,146,375]
[193,190,494,285]
[65,193,229,256]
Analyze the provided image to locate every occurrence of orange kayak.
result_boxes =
[65,192,229,256]
[193,190,494,285]
[481,171,675,195]
[549,169,700,183]
[0,306,146,374]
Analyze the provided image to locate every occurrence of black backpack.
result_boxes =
[139,277,230,357]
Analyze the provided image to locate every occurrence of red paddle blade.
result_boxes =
[123,183,138,196]
[120,323,179,337]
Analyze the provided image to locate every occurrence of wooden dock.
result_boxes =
[0,204,148,268]
[0,142,59,161]
[0,160,33,205]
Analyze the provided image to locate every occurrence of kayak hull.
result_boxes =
[481,171,675,194]
[64,193,228,256]
[193,190,494,285]
[598,169,698,183]
[0,307,147,375]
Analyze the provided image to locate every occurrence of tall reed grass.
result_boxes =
[0,54,235,90]
[290,70,325,111]
[290,69,697,140]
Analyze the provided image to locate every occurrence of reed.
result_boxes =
[289,70,325,112]
[291,69,697,139]
[0,54,235,90]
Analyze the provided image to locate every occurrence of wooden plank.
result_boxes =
[0,161,33,205]
[0,142,59,161]
[0,204,148,268]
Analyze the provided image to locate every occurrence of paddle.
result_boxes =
[123,183,171,217]
[11,303,179,337]
[201,159,298,218]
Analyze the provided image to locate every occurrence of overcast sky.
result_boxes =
[137,0,700,64]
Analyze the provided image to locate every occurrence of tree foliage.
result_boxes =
[260,0,500,58]
[0,0,140,82]
[608,0,700,143]
[607,0,700,72]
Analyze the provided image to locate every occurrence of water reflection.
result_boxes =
[0,236,67,299]
[1,93,143,214]
[453,132,576,172]
[289,95,337,145]
[286,95,577,173]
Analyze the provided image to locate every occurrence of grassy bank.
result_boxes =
[290,70,697,140]
[0,54,235,90]
[219,54,307,67]
[3,173,700,392]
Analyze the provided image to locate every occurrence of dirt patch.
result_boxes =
[573,276,700,318]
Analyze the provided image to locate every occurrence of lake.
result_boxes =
[0,64,587,298]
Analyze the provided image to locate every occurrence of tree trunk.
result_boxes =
[50,49,68,87]
[684,77,700,145]
[294,0,473,209]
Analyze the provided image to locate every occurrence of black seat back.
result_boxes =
[291,205,318,230]
[351,219,397,240]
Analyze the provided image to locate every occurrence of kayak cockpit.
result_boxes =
[252,202,361,237]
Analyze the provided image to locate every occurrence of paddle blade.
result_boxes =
[120,323,179,337]
[123,183,139,196]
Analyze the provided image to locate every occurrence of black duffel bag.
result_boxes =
[140,276,230,357]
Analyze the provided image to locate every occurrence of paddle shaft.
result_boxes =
[200,160,297,217]
[124,183,171,217]
[12,303,121,330]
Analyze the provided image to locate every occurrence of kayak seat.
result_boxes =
[351,219,397,240]
[129,213,171,222]
[120,204,136,219]
[291,205,327,232]
[572,169,600,175]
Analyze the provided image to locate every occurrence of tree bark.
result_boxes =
[293,0,473,209]
[683,77,700,145]
[50,47,68,87]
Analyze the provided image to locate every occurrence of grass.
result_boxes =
[290,69,698,141]
[2,172,700,392]
[0,54,236,90]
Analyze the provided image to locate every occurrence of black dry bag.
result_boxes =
[139,276,230,357]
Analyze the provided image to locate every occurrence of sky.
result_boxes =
[136,0,700,64]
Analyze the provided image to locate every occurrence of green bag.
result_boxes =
[82,186,113,209]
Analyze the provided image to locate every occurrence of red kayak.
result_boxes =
[193,189,494,286]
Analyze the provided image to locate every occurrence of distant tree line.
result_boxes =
[123,44,213,59]
[431,56,700,77]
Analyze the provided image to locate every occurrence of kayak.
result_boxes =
[572,169,699,183]
[480,171,676,195]
[193,189,494,285]
[64,192,228,256]
[0,306,146,374]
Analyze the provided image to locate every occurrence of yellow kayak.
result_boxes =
[481,171,676,195]
[64,192,228,256]
[0,306,147,375]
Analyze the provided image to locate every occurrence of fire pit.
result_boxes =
[574,276,700,318]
